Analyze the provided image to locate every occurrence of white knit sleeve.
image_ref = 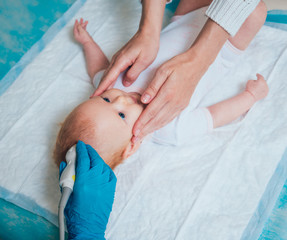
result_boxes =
[205,0,260,36]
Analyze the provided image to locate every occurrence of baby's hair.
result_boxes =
[54,108,125,169]
[53,111,95,167]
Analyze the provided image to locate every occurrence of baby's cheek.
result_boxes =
[126,105,144,132]
[131,108,143,124]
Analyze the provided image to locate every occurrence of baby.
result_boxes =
[54,3,268,169]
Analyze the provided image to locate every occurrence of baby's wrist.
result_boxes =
[82,39,95,48]
[244,90,257,103]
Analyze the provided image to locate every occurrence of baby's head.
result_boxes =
[54,88,145,169]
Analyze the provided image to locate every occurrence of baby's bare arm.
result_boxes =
[74,19,109,79]
[208,74,268,128]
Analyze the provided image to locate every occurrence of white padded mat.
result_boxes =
[0,0,287,239]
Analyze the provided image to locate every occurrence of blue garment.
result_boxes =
[60,141,117,240]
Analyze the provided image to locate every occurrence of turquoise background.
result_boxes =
[266,10,287,24]
[0,198,60,240]
[0,0,76,80]
[0,0,286,239]
[260,183,287,239]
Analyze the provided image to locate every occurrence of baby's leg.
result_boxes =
[74,19,109,79]
[174,0,212,16]
[207,74,268,128]
[228,1,267,50]
[174,0,267,51]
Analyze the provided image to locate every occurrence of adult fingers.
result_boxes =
[122,58,148,87]
[94,56,132,96]
[59,161,67,180]
[76,140,90,175]
[86,144,104,169]
[90,80,115,98]
[109,168,117,184]
[132,67,172,136]
[86,145,117,186]
[140,66,170,104]
[132,88,170,138]
[135,103,179,143]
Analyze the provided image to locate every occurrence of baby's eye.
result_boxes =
[118,112,125,119]
[103,97,110,103]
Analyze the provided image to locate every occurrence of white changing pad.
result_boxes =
[1,0,287,239]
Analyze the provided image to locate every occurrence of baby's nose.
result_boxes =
[114,95,132,105]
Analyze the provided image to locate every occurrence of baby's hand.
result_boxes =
[73,18,92,45]
[245,74,269,101]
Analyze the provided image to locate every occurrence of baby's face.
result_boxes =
[93,88,145,131]
[77,88,145,152]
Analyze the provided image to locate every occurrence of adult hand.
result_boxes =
[92,30,160,96]
[92,0,167,97]
[61,140,117,240]
[132,19,230,143]
[132,49,209,143]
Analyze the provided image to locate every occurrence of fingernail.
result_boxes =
[90,92,97,98]
[142,94,150,103]
[123,77,132,86]
[123,81,131,87]
[134,129,140,137]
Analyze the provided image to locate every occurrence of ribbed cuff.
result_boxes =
[205,0,260,36]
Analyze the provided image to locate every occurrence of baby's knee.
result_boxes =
[253,1,267,25]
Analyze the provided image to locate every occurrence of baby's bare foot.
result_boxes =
[245,73,269,101]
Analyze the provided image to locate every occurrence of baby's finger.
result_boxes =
[73,20,79,35]
[256,73,264,80]
[74,19,78,28]
[83,21,88,30]
[77,24,84,34]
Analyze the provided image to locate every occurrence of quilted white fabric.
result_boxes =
[0,0,287,239]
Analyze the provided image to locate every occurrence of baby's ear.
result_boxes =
[122,141,141,159]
